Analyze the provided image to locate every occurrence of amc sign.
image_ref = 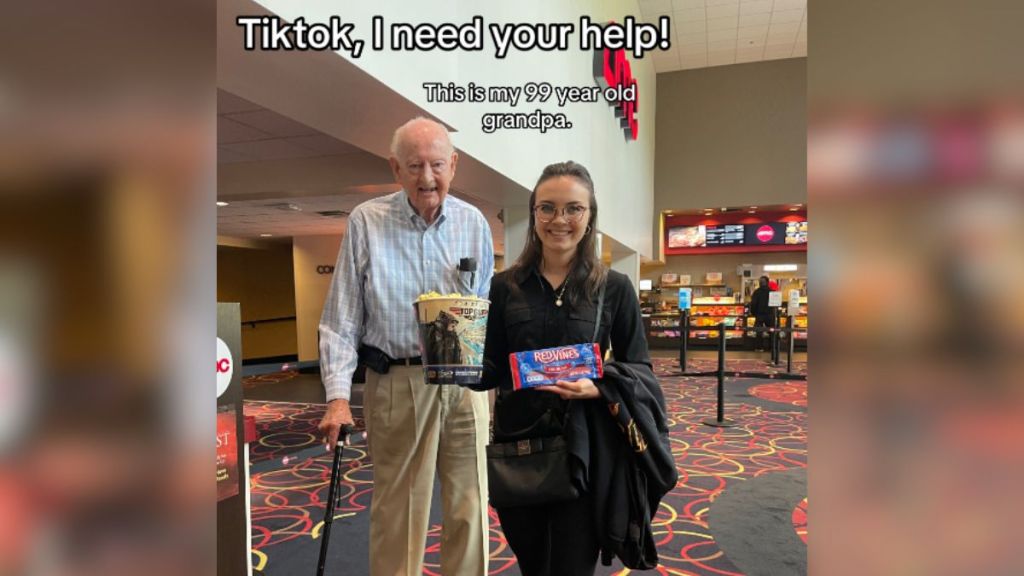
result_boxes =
[593,46,639,140]
[217,337,234,398]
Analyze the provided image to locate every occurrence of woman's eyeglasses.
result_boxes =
[533,204,589,223]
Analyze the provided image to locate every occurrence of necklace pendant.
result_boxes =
[555,298,563,307]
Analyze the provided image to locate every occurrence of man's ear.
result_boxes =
[388,156,401,182]
[449,151,459,176]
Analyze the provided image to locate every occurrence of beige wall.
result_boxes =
[654,58,807,258]
[292,235,343,362]
[217,244,297,360]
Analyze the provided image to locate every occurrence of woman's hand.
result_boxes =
[534,378,601,400]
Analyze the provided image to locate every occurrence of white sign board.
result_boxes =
[768,291,783,308]
[788,290,801,316]
[217,337,234,398]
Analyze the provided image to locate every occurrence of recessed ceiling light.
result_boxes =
[720,207,727,212]
[795,203,803,207]
[260,233,272,237]
[789,207,799,211]
[748,210,756,214]
[216,201,229,207]
[749,206,758,209]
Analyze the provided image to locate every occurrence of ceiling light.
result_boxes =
[748,210,756,214]
[260,233,272,238]
[789,207,800,211]
[764,264,799,272]
[749,206,758,209]
[216,201,229,207]
[795,203,803,207]
[720,207,727,212]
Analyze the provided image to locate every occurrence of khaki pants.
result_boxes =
[364,365,490,576]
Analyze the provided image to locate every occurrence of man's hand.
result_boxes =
[318,399,354,450]
[534,378,601,400]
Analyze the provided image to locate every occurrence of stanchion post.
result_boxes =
[679,308,689,373]
[703,323,735,427]
[771,308,782,366]
[717,324,725,421]
[787,323,795,374]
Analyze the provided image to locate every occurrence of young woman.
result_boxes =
[478,161,653,575]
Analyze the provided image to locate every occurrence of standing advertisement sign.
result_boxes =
[217,303,246,576]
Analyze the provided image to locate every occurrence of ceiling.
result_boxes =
[663,203,804,216]
[217,89,505,252]
[639,0,807,73]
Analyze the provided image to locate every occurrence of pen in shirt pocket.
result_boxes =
[459,257,477,293]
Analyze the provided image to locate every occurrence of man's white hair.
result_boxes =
[389,116,455,158]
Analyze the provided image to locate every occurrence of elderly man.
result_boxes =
[317,117,494,575]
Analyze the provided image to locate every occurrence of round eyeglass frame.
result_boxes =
[533,204,589,224]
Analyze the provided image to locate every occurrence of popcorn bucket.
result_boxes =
[414,296,490,385]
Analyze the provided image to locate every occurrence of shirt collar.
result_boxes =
[397,189,447,228]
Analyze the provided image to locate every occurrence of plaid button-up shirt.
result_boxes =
[318,190,495,401]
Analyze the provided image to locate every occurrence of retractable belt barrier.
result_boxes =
[674,315,806,428]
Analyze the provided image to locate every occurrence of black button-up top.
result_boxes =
[480,267,651,441]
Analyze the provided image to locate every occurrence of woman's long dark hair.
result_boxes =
[508,161,608,306]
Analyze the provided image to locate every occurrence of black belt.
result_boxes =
[389,356,423,366]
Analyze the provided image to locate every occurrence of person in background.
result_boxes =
[475,161,676,574]
[317,117,494,576]
[750,275,773,352]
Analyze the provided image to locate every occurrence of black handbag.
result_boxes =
[486,281,606,508]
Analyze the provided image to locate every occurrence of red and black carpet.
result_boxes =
[246,358,807,575]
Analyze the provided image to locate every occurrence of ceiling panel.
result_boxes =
[218,116,272,144]
[227,109,319,138]
[217,90,262,114]
[644,0,806,73]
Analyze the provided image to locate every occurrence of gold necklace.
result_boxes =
[555,281,568,307]
[542,258,569,306]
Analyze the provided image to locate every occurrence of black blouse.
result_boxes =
[480,267,651,441]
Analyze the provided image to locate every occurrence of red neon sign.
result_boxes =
[593,46,639,140]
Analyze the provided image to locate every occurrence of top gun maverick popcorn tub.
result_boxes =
[414,293,490,385]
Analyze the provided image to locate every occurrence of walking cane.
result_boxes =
[316,423,353,576]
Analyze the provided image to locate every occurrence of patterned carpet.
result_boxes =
[243,401,326,464]
[748,382,808,408]
[245,358,808,575]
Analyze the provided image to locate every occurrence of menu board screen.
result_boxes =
[667,225,706,248]
[745,222,787,245]
[705,224,745,246]
[666,220,807,250]
[785,221,808,244]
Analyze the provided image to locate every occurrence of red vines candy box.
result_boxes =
[509,343,603,391]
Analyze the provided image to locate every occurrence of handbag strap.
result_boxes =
[592,279,607,344]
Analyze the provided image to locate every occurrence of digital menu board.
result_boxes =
[745,222,788,245]
[667,225,706,248]
[667,221,807,250]
[785,221,808,244]
[705,224,745,246]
